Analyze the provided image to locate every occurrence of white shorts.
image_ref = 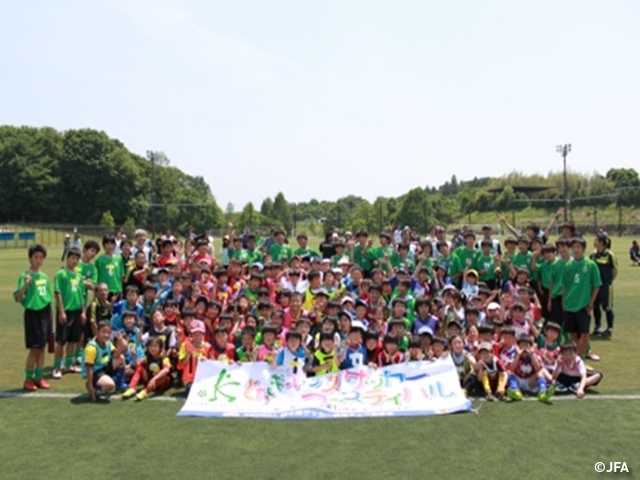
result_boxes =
[514,375,539,394]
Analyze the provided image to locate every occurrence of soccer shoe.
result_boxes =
[507,389,523,401]
[135,390,149,401]
[52,368,63,379]
[496,391,505,401]
[122,388,136,400]
[602,329,613,338]
[538,386,555,403]
[590,328,603,336]
[587,351,601,361]
[485,392,495,402]
[554,383,568,394]
[35,378,51,390]
[23,379,38,392]
[65,365,81,374]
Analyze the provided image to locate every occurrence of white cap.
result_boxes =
[487,302,501,311]
[338,257,350,266]
[341,296,354,304]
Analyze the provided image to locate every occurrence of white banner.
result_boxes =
[178,358,472,419]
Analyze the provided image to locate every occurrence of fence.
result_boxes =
[1,221,639,250]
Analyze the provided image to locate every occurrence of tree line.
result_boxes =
[0,126,223,231]
[2,125,638,235]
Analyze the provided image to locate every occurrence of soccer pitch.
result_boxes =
[1,243,639,479]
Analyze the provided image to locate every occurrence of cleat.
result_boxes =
[135,390,149,401]
[539,386,555,403]
[35,378,51,390]
[23,379,38,392]
[587,351,601,362]
[507,389,523,401]
[66,365,81,374]
[52,369,63,379]
[122,388,136,399]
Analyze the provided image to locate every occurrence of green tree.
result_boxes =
[272,192,293,232]
[260,198,274,218]
[396,188,430,234]
[99,211,115,228]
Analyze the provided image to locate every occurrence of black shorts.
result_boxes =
[595,285,613,311]
[24,306,52,349]
[56,310,83,344]
[563,309,591,335]
[92,365,115,389]
[557,370,602,388]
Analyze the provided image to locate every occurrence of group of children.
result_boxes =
[14,217,611,404]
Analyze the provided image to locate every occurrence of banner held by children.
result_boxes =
[177,357,472,419]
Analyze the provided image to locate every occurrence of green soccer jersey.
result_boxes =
[293,247,321,259]
[390,253,416,272]
[76,261,97,285]
[246,248,264,267]
[353,245,373,271]
[269,243,293,263]
[95,254,125,293]
[368,246,394,272]
[14,270,53,311]
[550,258,567,298]
[512,251,533,273]
[453,247,480,276]
[562,257,602,312]
[475,255,497,281]
[76,260,97,304]
[539,258,556,290]
[500,252,515,274]
[54,268,85,311]
[229,248,250,264]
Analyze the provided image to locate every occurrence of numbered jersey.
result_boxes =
[14,271,53,311]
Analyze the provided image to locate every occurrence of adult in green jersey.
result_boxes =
[14,244,54,392]
[562,238,602,357]
[53,248,86,379]
[94,234,125,301]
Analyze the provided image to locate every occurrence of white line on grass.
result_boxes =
[1,392,639,402]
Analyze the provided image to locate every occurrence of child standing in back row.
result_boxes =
[14,245,54,391]
[52,248,86,379]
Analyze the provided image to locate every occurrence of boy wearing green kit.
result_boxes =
[14,244,54,391]
[53,248,86,379]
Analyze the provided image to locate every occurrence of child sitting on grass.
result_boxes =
[122,337,172,401]
[476,341,507,402]
[506,334,555,403]
[552,341,603,398]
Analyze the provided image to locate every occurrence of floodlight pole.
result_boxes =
[147,151,156,237]
[556,144,572,222]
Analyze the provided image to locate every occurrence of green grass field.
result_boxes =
[1,243,639,479]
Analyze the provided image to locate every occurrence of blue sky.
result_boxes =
[1,0,638,209]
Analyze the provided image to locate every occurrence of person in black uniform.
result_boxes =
[590,233,618,337]
[319,232,336,259]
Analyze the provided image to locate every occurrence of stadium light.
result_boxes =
[556,144,572,222]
